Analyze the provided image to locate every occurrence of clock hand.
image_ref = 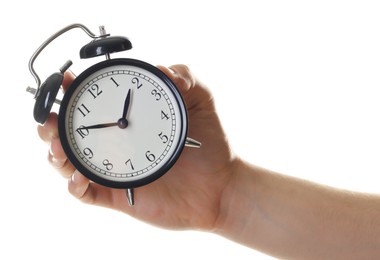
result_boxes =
[80,122,119,130]
[115,88,132,129]
[80,89,132,131]
[122,89,131,119]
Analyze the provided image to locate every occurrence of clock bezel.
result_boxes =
[58,58,188,189]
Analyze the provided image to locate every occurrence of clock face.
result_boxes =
[58,59,187,188]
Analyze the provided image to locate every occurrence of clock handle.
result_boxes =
[185,137,202,148]
[28,23,97,94]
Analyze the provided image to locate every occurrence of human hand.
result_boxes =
[37,65,236,231]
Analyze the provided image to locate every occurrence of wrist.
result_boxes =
[212,157,253,234]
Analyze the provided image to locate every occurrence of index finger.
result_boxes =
[62,71,76,92]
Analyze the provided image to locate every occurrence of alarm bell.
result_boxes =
[26,24,132,124]
[30,61,72,124]
[80,36,132,59]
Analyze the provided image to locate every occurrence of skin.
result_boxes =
[38,65,380,259]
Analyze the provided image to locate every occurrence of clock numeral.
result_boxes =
[102,159,113,171]
[87,84,102,99]
[158,132,168,144]
[161,110,170,120]
[151,89,162,101]
[76,125,89,139]
[77,104,90,117]
[145,151,156,162]
[83,147,93,159]
[125,159,135,170]
[131,77,143,89]
[110,77,120,87]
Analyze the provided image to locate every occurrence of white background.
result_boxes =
[2,1,380,259]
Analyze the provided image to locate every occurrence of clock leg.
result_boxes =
[185,137,202,148]
[126,188,135,206]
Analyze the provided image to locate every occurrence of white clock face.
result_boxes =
[59,59,187,188]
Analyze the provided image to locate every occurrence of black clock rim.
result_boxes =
[58,58,188,189]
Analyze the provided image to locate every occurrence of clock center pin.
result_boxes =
[117,118,129,129]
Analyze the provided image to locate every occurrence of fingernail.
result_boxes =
[168,67,176,75]
[71,170,77,183]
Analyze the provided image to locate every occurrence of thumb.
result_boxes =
[157,64,213,111]
[157,64,196,94]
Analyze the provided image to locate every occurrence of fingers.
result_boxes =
[37,71,116,206]
[158,64,196,94]
[68,170,92,202]
[41,113,96,203]
[62,71,76,92]
[39,116,113,206]
[68,170,124,209]
[158,64,213,113]
[37,112,59,143]
[38,112,74,178]
[48,137,75,178]
[38,71,76,178]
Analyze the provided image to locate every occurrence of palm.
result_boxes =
[107,69,233,231]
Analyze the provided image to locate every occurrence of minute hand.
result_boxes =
[80,122,118,130]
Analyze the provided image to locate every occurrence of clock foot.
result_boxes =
[185,137,201,148]
[126,188,135,206]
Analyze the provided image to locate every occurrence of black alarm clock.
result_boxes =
[27,24,201,206]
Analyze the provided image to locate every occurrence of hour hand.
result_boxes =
[122,89,131,119]
[116,89,131,129]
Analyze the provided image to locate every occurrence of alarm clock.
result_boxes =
[27,24,201,206]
